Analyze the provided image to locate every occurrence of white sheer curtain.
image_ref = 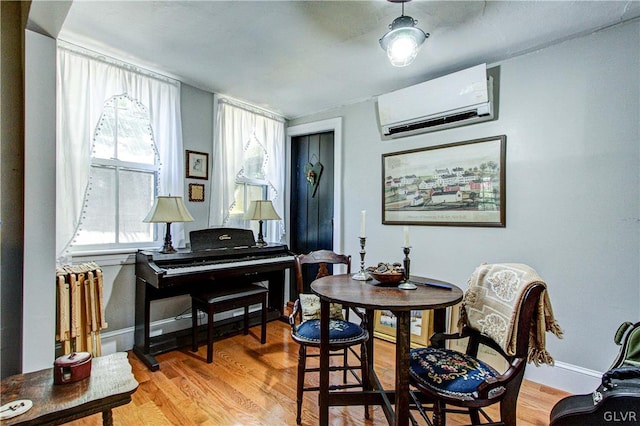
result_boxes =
[56,43,185,259]
[209,96,285,243]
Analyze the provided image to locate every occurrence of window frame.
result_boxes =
[229,176,269,234]
[69,96,161,253]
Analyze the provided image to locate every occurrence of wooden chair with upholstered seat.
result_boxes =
[408,263,563,426]
[288,250,370,424]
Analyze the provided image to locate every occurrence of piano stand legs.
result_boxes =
[132,346,160,371]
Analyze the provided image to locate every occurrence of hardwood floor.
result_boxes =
[67,321,569,425]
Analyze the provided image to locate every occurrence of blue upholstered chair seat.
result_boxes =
[293,319,367,345]
[409,347,500,400]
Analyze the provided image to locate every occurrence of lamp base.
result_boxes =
[255,219,268,247]
[159,222,177,254]
[159,244,177,254]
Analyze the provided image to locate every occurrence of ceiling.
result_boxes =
[29,1,640,119]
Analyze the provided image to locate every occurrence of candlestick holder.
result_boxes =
[351,237,371,281]
[397,246,417,290]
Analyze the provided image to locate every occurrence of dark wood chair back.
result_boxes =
[294,250,351,294]
[462,283,544,399]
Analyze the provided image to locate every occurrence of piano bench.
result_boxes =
[191,284,269,363]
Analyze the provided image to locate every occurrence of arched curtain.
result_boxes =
[56,43,184,260]
[209,96,285,243]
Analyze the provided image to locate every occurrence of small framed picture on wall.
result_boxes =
[189,183,205,202]
[186,150,209,180]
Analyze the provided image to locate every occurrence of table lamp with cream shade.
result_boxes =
[144,195,194,253]
[244,200,281,247]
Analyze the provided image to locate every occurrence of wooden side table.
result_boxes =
[1,352,138,426]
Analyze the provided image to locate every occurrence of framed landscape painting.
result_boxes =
[382,135,506,227]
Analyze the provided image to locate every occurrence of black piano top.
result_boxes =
[138,228,289,266]
[190,228,256,251]
[135,228,293,288]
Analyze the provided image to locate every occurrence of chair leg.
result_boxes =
[499,388,519,426]
[342,348,348,383]
[191,300,198,352]
[433,401,446,426]
[469,408,481,425]
[361,342,370,419]
[206,304,214,363]
[499,369,524,426]
[260,294,267,344]
[296,345,306,424]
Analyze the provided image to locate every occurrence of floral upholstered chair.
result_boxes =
[409,263,563,426]
[288,250,369,424]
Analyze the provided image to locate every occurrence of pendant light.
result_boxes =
[379,0,429,67]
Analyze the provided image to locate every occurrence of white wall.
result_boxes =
[23,29,57,372]
[289,20,640,394]
[181,83,214,236]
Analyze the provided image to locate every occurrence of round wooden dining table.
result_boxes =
[311,274,463,426]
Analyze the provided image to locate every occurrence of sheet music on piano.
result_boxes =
[134,228,295,371]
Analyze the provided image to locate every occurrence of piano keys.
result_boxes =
[161,254,296,277]
[134,228,295,371]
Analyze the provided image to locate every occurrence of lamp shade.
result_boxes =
[144,196,194,223]
[244,200,281,221]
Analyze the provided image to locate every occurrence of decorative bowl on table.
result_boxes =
[367,263,404,284]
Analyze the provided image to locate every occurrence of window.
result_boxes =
[226,135,270,233]
[57,44,184,259]
[209,96,285,244]
[73,95,159,249]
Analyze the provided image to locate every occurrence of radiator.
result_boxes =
[55,262,108,356]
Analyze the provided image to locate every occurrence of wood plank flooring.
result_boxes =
[66,320,569,425]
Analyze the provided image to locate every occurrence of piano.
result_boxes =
[134,228,295,371]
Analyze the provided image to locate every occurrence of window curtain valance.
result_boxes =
[209,96,286,243]
[56,42,184,260]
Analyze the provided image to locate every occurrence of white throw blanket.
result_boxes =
[459,263,563,366]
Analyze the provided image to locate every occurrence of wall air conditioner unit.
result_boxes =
[377,63,494,139]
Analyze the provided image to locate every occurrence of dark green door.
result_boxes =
[290,131,334,295]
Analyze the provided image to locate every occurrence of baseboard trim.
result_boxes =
[524,359,602,394]
[99,307,262,356]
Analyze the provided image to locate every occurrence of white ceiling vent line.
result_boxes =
[377,63,495,139]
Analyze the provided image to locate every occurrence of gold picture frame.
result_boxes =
[188,183,205,202]
[373,309,433,348]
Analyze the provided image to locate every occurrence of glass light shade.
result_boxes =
[244,200,281,221]
[143,196,194,223]
[380,15,428,67]
[387,30,420,67]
